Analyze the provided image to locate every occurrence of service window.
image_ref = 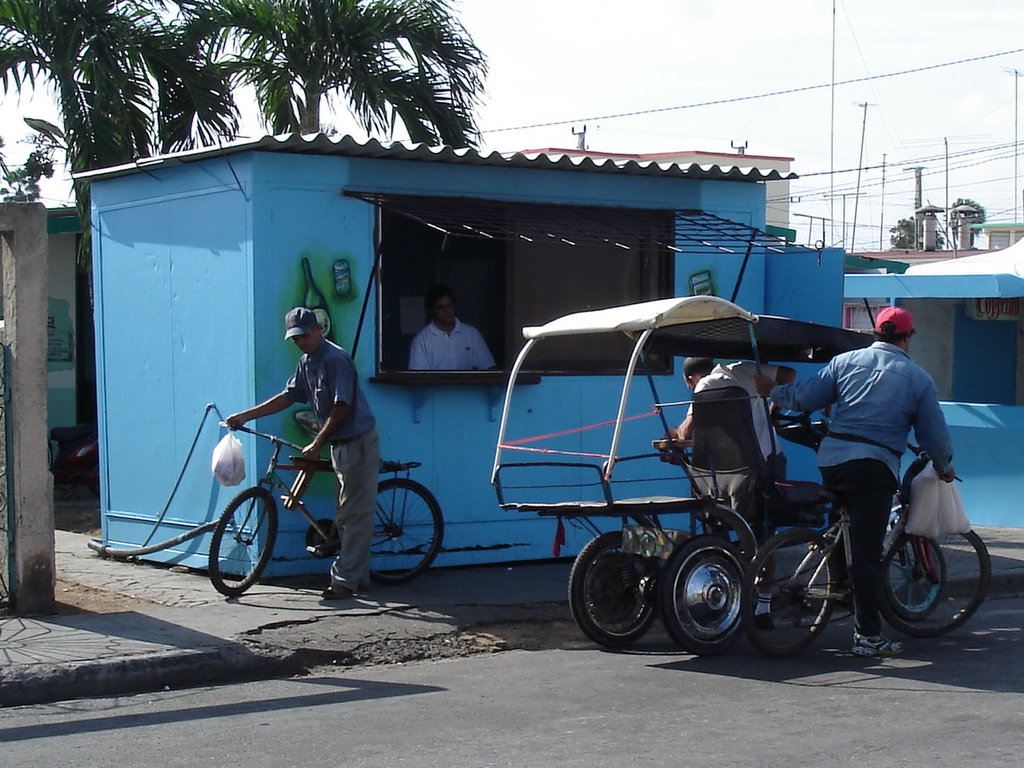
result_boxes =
[373,195,674,375]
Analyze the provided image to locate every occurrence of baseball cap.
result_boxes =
[284,307,318,339]
[874,306,915,334]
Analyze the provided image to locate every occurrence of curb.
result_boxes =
[0,644,303,708]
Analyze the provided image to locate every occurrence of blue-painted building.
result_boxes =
[81,134,845,575]
[847,246,1024,528]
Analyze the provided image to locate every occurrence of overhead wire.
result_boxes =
[483,48,1024,134]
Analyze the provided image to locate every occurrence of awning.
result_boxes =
[845,240,1024,299]
[845,272,1024,299]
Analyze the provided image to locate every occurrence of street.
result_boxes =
[2,595,1021,768]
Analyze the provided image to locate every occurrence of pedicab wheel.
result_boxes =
[658,535,743,656]
[568,530,658,648]
[209,486,278,597]
[740,527,837,657]
[880,530,990,638]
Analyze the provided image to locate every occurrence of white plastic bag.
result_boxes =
[212,433,246,486]
[905,461,970,539]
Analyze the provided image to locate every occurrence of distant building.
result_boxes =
[519,148,794,239]
[972,221,1024,250]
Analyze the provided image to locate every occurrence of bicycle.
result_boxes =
[739,459,991,657]
[208,424,444,597]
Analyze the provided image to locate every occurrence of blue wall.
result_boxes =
[942,403,1024,527]
[91,150,852,575]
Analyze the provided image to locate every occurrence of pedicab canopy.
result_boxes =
[520,295,871,362]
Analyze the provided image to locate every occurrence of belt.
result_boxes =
[330,430,368,447]
[826,431,903,458]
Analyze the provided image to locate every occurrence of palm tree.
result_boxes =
[0,0,238,229]
[193,0,487,147]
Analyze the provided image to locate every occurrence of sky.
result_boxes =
[4,0,1024,253]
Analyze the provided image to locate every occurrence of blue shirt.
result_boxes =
[769,341,952,480]
[284,340,375,440]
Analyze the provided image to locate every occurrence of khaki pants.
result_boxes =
[329,429,380,591]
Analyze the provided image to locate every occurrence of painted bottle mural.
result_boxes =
[300,257,333,340]
[333,258,351,297]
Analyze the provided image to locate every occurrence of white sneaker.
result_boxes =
[852,632,904,657]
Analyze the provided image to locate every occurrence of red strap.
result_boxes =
[552,517,566,557]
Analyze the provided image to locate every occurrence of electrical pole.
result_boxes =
[851,102,874,253]
[879,153,887,250]
[1006,68,1021,221]
[829,0,836,245]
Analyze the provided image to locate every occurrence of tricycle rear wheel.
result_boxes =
[659,535,743,655]
[568,530,657,647]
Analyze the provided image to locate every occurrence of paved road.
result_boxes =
[3,594,1021,768]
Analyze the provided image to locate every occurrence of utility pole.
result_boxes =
[1005,68,1021,221]
[945,137,954,256]
[851,102,875,252]
[879,153,887,250]
[829,0,837,245]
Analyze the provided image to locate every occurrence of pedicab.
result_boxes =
[491,295,871,654]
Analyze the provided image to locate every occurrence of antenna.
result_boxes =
[571,125,587,151]
[730,140,748,155]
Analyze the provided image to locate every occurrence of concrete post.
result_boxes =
[0,203,53,614]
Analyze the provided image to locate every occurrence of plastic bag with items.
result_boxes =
[905,461,970,539]
[212,432,246,486]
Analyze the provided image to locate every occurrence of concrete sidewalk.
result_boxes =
[2,526,1023,708]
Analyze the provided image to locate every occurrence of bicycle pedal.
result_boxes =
[306,541,340,558]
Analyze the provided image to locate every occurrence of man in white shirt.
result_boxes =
[675,357,795,462]
[409,284,496,370]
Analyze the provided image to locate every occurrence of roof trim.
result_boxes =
[72,133,798,184]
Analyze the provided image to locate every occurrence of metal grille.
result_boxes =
[350,192,675,252]
[347,192,822,259]
[673,210,817,256]
[0,344,9,610]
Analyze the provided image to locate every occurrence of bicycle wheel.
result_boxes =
[658,535,743,656]
[208,486,278,597]
[369,478,444,585]
[568,530,658,648]
[741,527,839,657]
[880,530,990,637]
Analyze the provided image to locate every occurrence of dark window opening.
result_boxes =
[372,196,674,375]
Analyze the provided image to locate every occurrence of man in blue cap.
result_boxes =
[226,307,379,600]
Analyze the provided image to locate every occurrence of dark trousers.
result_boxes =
[820,459,898,637]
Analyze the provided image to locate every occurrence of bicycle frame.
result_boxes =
[230,424,335,543]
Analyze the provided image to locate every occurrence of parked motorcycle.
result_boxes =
[50,423,100,497]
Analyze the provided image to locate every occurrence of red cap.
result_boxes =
[875,306,915,334]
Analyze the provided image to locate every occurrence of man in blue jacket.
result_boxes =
[755,306,955,657]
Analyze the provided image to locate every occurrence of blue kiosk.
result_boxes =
[81,134,846,576]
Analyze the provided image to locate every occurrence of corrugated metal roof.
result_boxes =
[73,133,797,184]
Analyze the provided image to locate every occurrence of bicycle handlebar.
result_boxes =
[220,422,304,452]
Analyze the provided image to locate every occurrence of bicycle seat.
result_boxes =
[381,460,421,473]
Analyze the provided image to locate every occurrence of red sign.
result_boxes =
[969,297,1021,321]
